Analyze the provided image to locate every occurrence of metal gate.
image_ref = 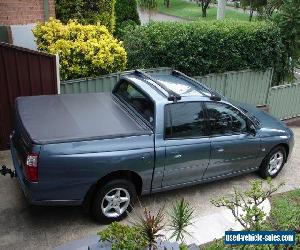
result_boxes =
[0,43,58,149]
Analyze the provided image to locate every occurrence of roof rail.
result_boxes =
[135,70,181,102]
[171,70,221,101]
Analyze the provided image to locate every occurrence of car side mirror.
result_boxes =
[248,123,256,136]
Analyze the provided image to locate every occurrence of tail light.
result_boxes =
[24,153,39,182]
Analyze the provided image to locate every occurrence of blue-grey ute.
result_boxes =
[9,70,294,223]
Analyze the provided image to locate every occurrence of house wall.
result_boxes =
[10,24,37,50]
[0,0,55,49]
[0,0,55,25]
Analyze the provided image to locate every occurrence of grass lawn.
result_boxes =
[270,188,300,224]
[157,0,251,21]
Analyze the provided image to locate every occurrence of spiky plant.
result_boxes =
[168,198,195,243]
[133,206,165,250]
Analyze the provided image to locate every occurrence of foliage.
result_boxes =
[206,188,300,250]
[273,0,300,82]
[168,198,195,243]
[211,178,284,231]
[115,0,140,38]
[55,0,116,32]
[259,0,284,18]
[139,0,158,21]
[115,0,140,25]
[132,206,165,249]
[115,20,139,40]
[163,0,171,8]
[98,222,148,250]
[179,243,189,250]
[33,19,127,80]
[139,0,158,11]
[195,0,213,17]
[123,21,285,81]
[240,0,267,21]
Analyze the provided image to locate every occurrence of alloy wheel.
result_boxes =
[268,151,284,176]
[101,188,131,218]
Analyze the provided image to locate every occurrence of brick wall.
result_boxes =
[0,0,55,25]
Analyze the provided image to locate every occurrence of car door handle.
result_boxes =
[174,154,182,159]
[217,148,224,152]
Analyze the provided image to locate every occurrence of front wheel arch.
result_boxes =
[258,144,287,179]
[277,143,289,162]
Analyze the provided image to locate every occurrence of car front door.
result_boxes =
[203,101,261,179]
[162,102,211,187]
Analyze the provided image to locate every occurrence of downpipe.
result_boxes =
[0,165,15,178]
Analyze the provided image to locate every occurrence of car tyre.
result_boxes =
[91,179,137,223]
[258,146,286,179]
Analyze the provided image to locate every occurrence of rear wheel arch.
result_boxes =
[83,170,143,210]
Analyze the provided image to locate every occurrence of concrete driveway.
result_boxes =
[1,127,300,250]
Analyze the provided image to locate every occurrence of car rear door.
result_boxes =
[162,102,211,187]
[203,101,261,179]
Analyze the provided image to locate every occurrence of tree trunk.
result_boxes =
[249,0,253,21]
[249,8,253,21]
[202,4,207,17]
[202,1,209,17]
[217,0,226,20]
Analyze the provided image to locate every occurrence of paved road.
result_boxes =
[0,127,299,250]
[138,9,187,24]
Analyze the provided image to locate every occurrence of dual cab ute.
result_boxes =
[7,70,294,222]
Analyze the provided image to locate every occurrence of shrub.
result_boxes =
[33,19,127,80]
[272,0,300,82]
[98,222,148,250]
[132,206,165,249]
[115,0,140,27]
[115,0,140,39]
[123,21,285,81]
[211,178,284,231]
[206,187,300,249]
[115,20,139,40]
[168,198,195,243]
[55,0,116,32]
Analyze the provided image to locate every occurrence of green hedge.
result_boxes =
[55,0,116,32]
[123,21,285,79]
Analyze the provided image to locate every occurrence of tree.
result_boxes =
[115,0,140,26]
[195,0,212,17]
[240,0,267,21]
[164,0,170,8]
[139,0,158,22]
[115,0,140,38]
[273,0,300,82]
[261,0,284,18]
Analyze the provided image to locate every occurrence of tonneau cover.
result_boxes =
[16,93,151,144]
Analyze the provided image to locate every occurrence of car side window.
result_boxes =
[114,80,154,125]
[206,102,248,135]
[165,102,206,139]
